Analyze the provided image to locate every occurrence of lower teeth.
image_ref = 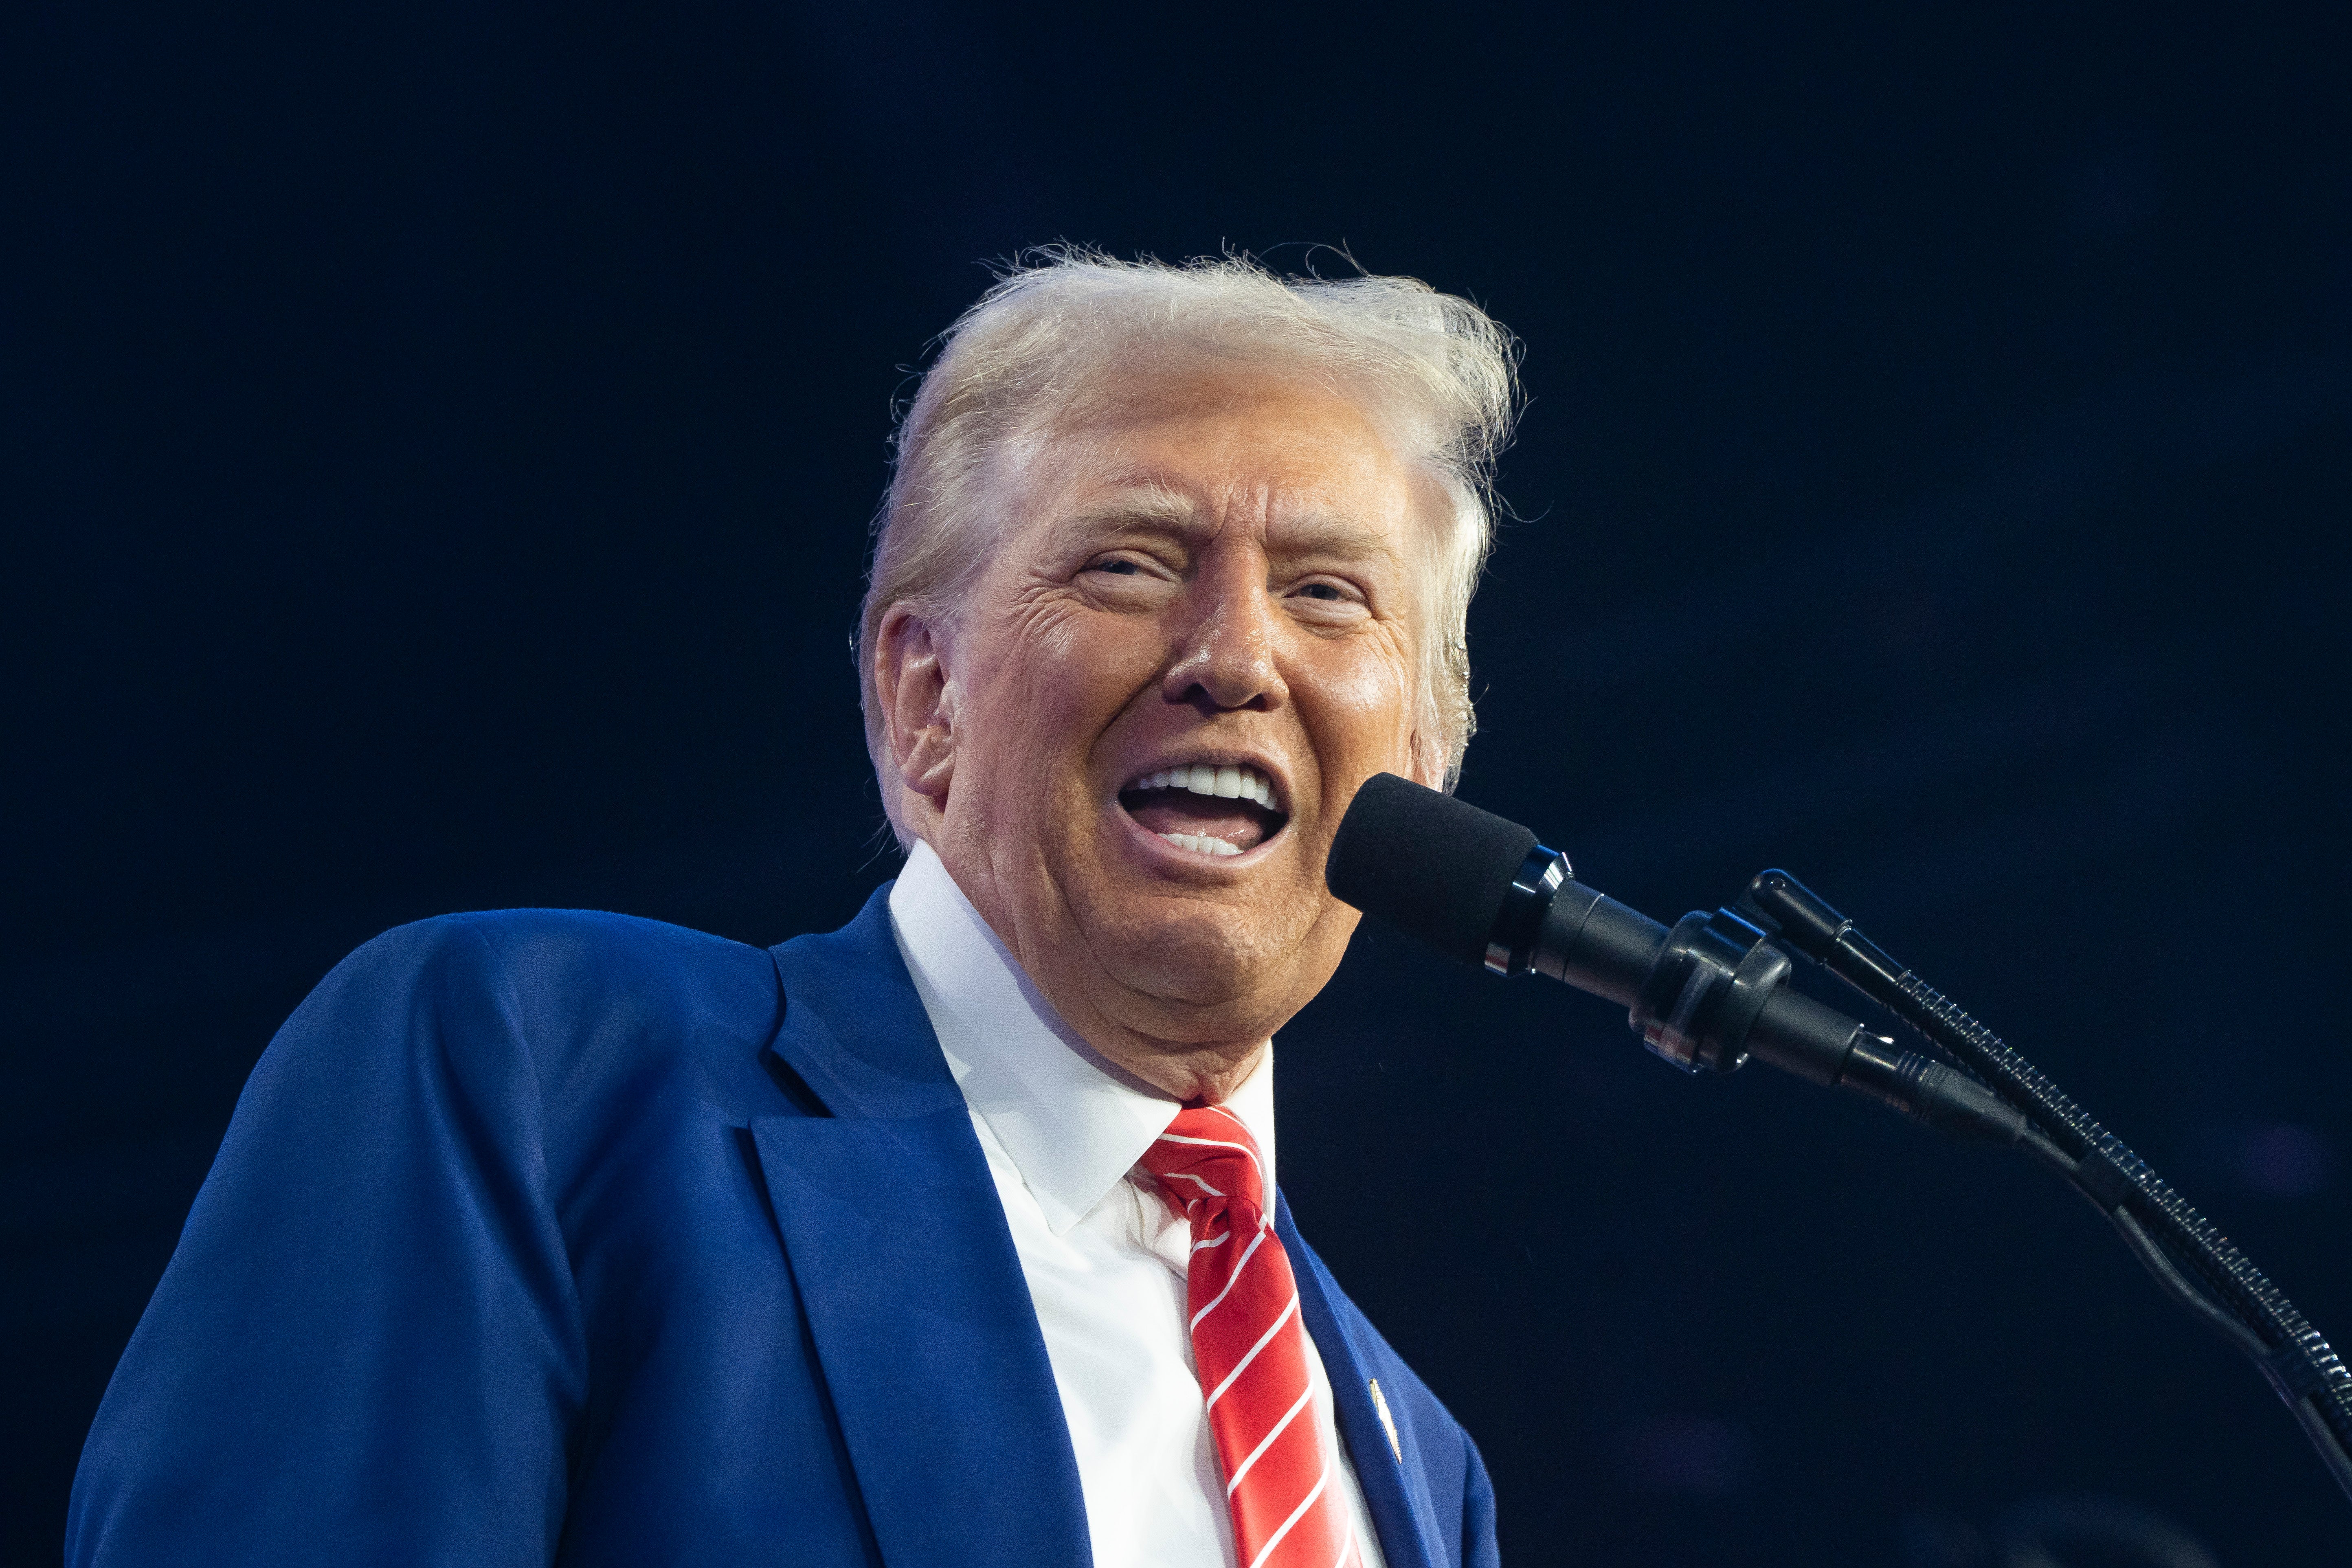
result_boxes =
[1158,832,1241,858]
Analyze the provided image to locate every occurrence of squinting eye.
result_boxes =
[1091,558,1145,576]
[1296,582,1347,601]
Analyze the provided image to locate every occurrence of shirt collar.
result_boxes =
[886,839,1278,1235]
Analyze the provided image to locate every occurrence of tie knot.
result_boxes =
[1138,1105,1267,1222]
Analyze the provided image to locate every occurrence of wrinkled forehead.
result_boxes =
[984,358,1436,553]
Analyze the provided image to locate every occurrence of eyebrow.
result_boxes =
[1048,487,1205,544]
[1047,488,1405,567]
[1272,513,1405,566]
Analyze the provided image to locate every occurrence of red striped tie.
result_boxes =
[1140,1106,1362,1568]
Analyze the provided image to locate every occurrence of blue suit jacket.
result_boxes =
[69,887,1498,1567]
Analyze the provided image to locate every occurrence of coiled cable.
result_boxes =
[1744,869,2352,1505]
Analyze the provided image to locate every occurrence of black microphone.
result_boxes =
[1327,772,2024,1142]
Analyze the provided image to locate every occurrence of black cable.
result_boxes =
[2291,1393,2352,1503]
[1886,973,2352,1503]
[1744,871,2352,1507]
[2017,1128,2260,1357]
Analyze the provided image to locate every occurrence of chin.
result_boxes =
[1089,894,1340,1025]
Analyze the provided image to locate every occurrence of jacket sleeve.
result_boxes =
[68,916,588,1568]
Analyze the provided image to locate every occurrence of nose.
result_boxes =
[1160,557,1289,715]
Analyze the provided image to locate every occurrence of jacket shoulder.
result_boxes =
[334,906,782,1037]
[364,904,775,978]
[268,907,793,1140]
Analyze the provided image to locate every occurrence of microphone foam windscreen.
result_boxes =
[1326,772,1538,967]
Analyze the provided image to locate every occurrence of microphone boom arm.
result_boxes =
[1324,769,2352,1504]
[1516,855,2352,1503]
[1740,869,2352,1507]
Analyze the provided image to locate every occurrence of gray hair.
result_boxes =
[857,248,1519,832]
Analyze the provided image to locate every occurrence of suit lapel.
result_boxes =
[752,1109,1090,1568]
[766,888,967,1121]
[1280,1196,1446,1568]
[754,889,1091,1568]
[757,892,1443,1568]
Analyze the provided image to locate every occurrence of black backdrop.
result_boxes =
[6,2,2348,1564]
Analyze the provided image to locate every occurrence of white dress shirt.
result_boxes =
[887,841,1388,1568]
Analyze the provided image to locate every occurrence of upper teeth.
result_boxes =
[1126,763,1280,810]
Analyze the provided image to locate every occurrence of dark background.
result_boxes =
[5,2,2347,1563]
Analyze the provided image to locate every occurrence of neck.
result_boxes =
[907,836,1277,1104]
[1093,1033,1268,1105]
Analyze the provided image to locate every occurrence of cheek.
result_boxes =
[966,604,1165,766]
[1299,637,1419,768]
[1018,608,1152,718]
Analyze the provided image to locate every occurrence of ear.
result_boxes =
[1406,736,1449,793]
[1400,736,1450,794]
[1401,690,1453,793]
[874,605,957,814]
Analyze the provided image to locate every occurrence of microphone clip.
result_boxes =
[1630,907,1790,1074]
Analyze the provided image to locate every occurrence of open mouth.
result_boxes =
[1117,763,1289,859]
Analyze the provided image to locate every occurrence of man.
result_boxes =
[68,250,1519,1567]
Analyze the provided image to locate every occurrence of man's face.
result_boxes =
[893,365,1434,1078]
